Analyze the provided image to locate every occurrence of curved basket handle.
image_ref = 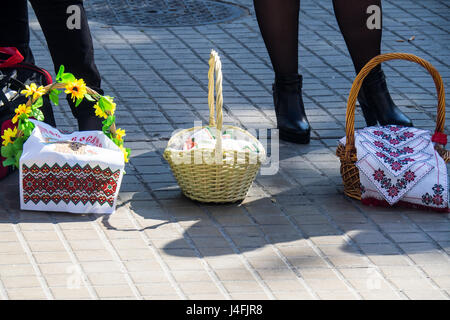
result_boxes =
[344,52,446,156]
[207,50,224,160]
[22,82,117,137]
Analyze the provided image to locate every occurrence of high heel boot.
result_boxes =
[358,67,413,127]
[273,74,311,144]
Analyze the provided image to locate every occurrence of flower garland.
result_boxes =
[1,65,131,168]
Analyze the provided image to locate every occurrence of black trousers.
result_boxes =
[0,0,103,128]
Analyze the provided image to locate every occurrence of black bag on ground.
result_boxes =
[0,47,56,179]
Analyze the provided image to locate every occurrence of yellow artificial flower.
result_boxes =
[1,127,17,146]
[65,78,87,102]
[115,128,126,141]
[110,102,116,115]
[21,83,46,100]
[94,103,108,119]
[119,145,129,163]
[12,104,32,124]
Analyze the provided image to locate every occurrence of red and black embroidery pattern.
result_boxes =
[373,141,415,157]
[22,163,121,207]
[371,126,415,146]
[374,152,415,172]
[372,168,417,199]
[422,184,445,206]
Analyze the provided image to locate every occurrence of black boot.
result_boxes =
[77,115,103,131]
[273,74,311,144]
[358,67,413,127]
[69,88,104,131]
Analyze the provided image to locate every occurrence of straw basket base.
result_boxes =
[167,160,261,203]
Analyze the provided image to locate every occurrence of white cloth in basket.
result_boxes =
[339,125,449,211]
[19,120,124,214]
[167,126,262,154]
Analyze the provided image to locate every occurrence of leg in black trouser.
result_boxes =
[0,1,34,63]
[253,0,412,131]
[253,0,310,144]
[333,0,412,127]
[0,0,103,131]
[332,0,382,74]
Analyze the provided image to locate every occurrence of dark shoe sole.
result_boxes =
[279,128,310,144]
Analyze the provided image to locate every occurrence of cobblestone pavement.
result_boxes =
[0,0,449,300]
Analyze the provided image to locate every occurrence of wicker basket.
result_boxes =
[336,52,449,200]
[163,50,266,203]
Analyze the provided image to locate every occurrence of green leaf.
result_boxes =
[12,137,24,152]
[61,72,76,83]
[31,108,41,119]
[112,137,121,146]
[75,97,83,107]
[1,144,14,158]
[23,123,35,139]
[102,124,111,136]
[19,120,35,137]
[56,65,65,82]
[33,109,44,121]
[2,157,15,167]
[102,115,115,127]
[32,97,43,109]
[99,96,114,112]
[84,94,95,102]
[14,152,21,169]
[24,120,35,131]
[49,89,61,105]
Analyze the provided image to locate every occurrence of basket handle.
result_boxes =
[21,82,117,137]
[207,50,224,158]
[344,52,446,156]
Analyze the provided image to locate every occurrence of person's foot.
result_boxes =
[358,67,413,127]
[273,74,311,144]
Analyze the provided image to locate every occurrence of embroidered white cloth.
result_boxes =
[339,125,449,211]
[19,120,124,214]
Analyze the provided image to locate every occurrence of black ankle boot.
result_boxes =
[273,74,311,144]
[358,67,413,127]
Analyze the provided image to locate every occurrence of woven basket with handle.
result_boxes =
[336,52,449,201]
[163,50,266,203]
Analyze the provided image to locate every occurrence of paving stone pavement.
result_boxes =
[0,0,449,300]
